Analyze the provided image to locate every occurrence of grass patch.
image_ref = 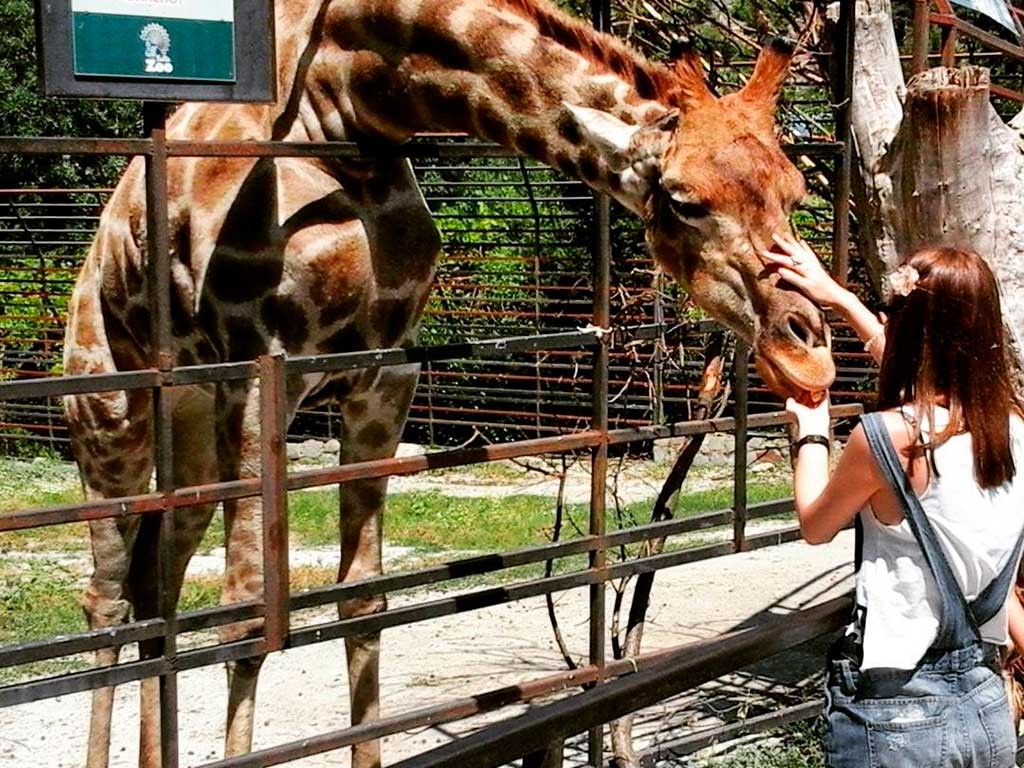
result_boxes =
[696,721,825,767]
[0,559,87,683]
[0,457,87,552]
[281,477,792,553]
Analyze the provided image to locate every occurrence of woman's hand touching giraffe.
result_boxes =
[760,233,846,308]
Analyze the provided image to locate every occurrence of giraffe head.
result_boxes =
[566,39,834,400]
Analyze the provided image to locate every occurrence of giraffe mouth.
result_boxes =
[753,341,835,401]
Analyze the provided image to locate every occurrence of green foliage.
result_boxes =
[0,0,140,187]
[695,721,826,767]
[0,559,84,643]
[279,477,791,552]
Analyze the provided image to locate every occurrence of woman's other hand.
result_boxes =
[786,393,831,439]
[762,233,846,308]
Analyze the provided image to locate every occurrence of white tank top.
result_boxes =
[856,407,1024,670]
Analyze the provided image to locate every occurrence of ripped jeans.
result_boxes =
[824,644,1016,768]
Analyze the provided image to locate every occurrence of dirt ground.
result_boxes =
[0,525,855,767]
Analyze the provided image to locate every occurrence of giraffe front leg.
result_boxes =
[338,365,419,768]
[216,384,272,757]
[220,491,267,756]
[135,386,219,768]
[220,491,267,757]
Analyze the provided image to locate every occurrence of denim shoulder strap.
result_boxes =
[970,517,1024,626]
[861,412,981,650]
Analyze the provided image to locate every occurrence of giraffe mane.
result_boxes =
[496,0,687,106]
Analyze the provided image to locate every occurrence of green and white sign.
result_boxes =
[71,0,236,82]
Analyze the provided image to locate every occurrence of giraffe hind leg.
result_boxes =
[70,398,152,768]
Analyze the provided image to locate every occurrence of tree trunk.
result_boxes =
[852,0,1024,352]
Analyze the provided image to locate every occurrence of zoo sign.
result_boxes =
[72,0,236,81]
[35,0,275,102]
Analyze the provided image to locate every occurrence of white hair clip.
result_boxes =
[885,264,920,299]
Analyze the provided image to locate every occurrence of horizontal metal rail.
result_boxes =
[0,521,812,706]
[388,596,853,768]
[0,498,797,667]
[0,405,862,533]
[0,328,604,401]
[0,137,844,160]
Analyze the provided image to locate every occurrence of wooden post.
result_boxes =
[893,67,997,257]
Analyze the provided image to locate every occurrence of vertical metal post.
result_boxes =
[586,199,611,768]
[831,0,855,286]
[652,274,666,425]
[143,100,179,768]
[523,740,565,768]
[588,6,612,765]
[260,354,290,652]
[912,0,931,74]
[940,26,958,67]
[732,341,748,553]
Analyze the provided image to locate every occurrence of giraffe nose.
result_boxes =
[785,310,827,349]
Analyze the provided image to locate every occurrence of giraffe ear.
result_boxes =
[562,103,642,173]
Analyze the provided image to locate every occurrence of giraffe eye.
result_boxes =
[668,196,710,221]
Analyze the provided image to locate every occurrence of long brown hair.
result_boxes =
[877,247,1022,489]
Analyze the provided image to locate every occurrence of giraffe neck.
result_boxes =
[288,0,676,208]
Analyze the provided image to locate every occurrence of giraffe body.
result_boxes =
[64,1,833,766]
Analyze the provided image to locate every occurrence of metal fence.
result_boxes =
[0,3,874,456]
[0,2,858,766]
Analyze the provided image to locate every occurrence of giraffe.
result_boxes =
[62,0,835,766]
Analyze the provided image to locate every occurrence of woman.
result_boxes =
[764,235,1024,767]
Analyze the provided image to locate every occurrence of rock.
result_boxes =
[300,439,323,460]
[395,442,427,458]
[323,438,341,455]
[286,442,303,461]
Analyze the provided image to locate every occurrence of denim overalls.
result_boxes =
[824,413,1024,767]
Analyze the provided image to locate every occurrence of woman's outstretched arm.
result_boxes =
[788,396,882,544]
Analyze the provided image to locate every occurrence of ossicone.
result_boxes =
[669,37,713,107]
[736,35,796,107]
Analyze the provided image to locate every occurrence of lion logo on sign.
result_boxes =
[140,23,173,74]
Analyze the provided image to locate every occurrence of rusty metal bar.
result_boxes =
[831,0,855,285]
[732,342,749,552]
[0,619,166,667]
[1,406,863,534]
[0,137,153,155]
[587,0,613,741]
[0,136,843,160]
[940,25,959,67]
[0,525,811,708]
[0,328,602,402]
[283,527,807,649]
[0,498,798,670]
[930,13,1024,62]
[143,99,180,768]
[388,596,852,768]
[259,355,290,652]
[194,600,838,768]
